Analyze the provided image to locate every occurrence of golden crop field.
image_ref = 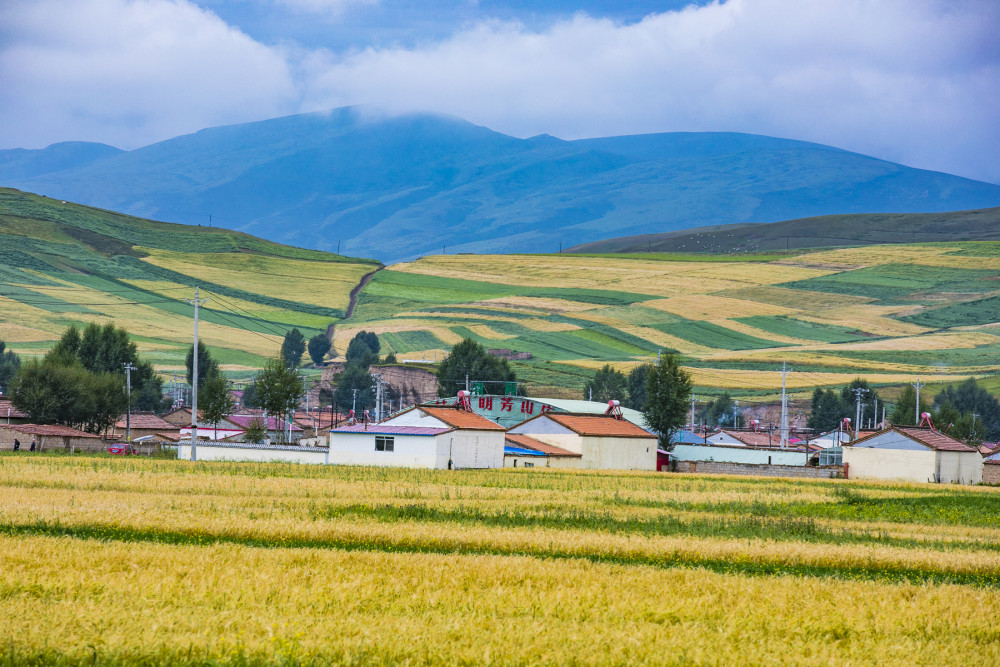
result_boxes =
[1,455,998,665]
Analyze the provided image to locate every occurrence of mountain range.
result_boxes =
[3,106,1000,262]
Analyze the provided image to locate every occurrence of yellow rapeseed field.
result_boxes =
[1,455,998,665]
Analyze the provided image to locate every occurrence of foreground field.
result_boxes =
[349,244,1000,397]
[1,455,998,665]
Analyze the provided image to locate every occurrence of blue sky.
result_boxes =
[1,0,998,183]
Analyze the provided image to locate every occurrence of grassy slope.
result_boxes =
[0,187,379,372]
[347,244,1000,400]
[567,207,1000,254]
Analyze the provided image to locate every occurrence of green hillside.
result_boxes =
[346,245,1000,400]
[0,188,379,375]
[566,207,1000,254]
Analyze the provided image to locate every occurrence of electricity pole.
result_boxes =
[690,395,696,429]
[911,377,925,424]
[185,287,208,461]
[852,387,869,440]
[779,362,789,448]
[123,363,135,442]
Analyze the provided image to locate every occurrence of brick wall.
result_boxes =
[672,460,844,479]
[984,463,1000,485]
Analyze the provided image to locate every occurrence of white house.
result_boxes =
[327,405,506,469]
[843,426,982,484]
[504,433,582,468]
[506,413,658,470]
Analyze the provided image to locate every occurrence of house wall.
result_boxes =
[843,446,937,483]
[383,411,448,428]
[0,429,102,452]
[936,451,982,485]
[328,432,442,468]
[178,442,327,465]
[671,444,808,466]
[448,431,504,469]
[581,436,656,470]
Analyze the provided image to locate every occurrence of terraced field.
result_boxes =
[1,455,997,665]
[0,188,378,373]
[347,245,1000,398]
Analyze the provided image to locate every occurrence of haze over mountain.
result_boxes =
[3,107,1000,263]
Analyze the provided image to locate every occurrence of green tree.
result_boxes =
[252,356,304,443]
[9,358,126,435]
[201,373,235,440]
[624,364,650,410]
[332,363,374,415]
[0,341,21,394]
[705,392,735,427]
[933,378,1000,440]
[281,328,306,368]
[307,333,331,366]
[383,351,397,364]
[642,354,692,450]
[436,338,517,398]
[583,364,627,403]
[807,388,845,433]
[186,341,220,391]
[345,334,378,368]
[889,384,930,426]
[242,417,267,444]
[840,379,881,428]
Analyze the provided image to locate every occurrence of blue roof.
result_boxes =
[504,445,546,457]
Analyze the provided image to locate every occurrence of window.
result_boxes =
[523,461,534,468]
[375,436,394,452]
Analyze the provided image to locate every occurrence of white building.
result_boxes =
[507,413,657,470]
[843,426,982,484]
[328,405,505,469]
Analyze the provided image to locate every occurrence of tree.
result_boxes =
[186,341,220,391]
[345,335,378,368]
[583,364,627,403]
[933,378,1000,440]
[0,341,21,394]
[242,417,267,444]
[436,338,516,397]
[307,334,331,366]
[807,388,845,433]
[9,358,126,435]
[383,351,397,364]
[281,328,306,369]
[201,372,235,441]
[332,363,374,415]
[624,364,650,410]
[889,384,930,426]
[642,354,692,450]
[252,356,303,443]
[705,392,735,427]
[840,379,881,429]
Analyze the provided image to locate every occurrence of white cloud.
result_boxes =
[299,0,1000,182]
[0,0,297,149]
[1,0,997,183]
[273,0,378,14]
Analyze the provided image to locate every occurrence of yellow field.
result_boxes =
[140,248,374,311]
[1,456,998,665]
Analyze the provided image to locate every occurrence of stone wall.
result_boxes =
[672,460,844,479]
[983,463,1000,485]
[318,363,438,410]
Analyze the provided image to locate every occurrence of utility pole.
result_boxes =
[873,396,878,428]
[465,373,469,393]
[123,363,135,442]
[911,377,925,424]
[690,395,696,429]
[779,362,789,448]
[852,387,869,440]
[185,287,208,461]
[352,388,358,417]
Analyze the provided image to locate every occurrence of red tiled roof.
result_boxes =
[536,413,656,439]
[332,424,450,436]
[850,426,976,452]
[505,433,581,457]
[0,424,100,438]
[419,406,506,431]
[0,399,27,419]
[115,414,177,430]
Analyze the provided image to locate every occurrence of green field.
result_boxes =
[0,188,379,372]
[1,455,998,665]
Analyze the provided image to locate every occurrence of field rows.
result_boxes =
[0,456,998,665]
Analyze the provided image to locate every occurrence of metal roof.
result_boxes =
[505,433,581,457]
[849,426,976,452]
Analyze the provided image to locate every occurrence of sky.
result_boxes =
[1,0,998,183]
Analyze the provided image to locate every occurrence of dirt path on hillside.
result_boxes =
[345,269,380,320]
